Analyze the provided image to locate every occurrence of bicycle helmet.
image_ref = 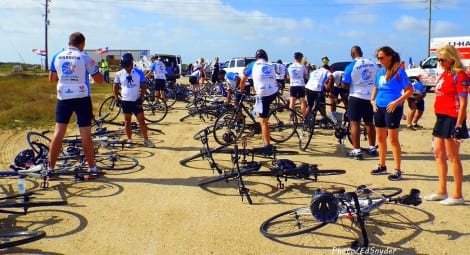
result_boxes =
[66,146,81,157]
[294,52,303,60]
[255,49,268,61]
[222,132,235,144]
[310,189,339,223]
[14,149,35,168]
[276,59,283,64]
[120,53,134,68]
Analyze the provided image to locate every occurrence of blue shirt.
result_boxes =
[375,67,411,107]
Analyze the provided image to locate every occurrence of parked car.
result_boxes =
[223,57,256,76]
[330,61,351,72]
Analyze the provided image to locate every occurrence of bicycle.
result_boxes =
[259,185,422,251]
[198,136,345,204]
[146,77,177,107]
[212,91,297,146]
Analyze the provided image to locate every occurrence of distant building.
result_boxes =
[84,49,150,70]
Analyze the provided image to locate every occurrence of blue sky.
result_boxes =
[1,0,468,67]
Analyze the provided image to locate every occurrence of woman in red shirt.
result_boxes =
[425,44,469,206]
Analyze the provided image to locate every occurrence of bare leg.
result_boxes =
[48,123,68,169]
[433,137,448,195]
[350,121,361,150]
[364,122,376,147]
[124,113,133,140]
[444,138,463,199]
[388,128,401,170]
[136,112,149,140]
[376,127,388,167]
[79,126,96,168]
[259,117,270,145]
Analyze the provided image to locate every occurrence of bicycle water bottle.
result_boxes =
[17,176,26,194]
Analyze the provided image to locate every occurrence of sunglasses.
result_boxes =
[438,58,448,63]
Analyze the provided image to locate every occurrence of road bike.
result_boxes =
[212,91,297,146]
[259,185,421,251]
[197,135,345,204]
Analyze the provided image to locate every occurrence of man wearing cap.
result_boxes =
[240,49,278,153]
[287,52,308,118]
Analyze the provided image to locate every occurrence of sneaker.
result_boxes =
[406,125,416,131]
[424,193,448,201]
[125,139,133,148]
[366,146,378,156]
[144,139,155,148]
[88,166,101,174]
[388,170,402,181]
[413,123,424,129]
[439,197,464,206]
[371,165,387,175]
[346,150,363,159]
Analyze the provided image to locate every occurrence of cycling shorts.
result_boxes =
[122,99,144,115]
[55,97,93,127]
[290,86,306,98]
[373,106,403,129]
[432,114,469,139]
[259,92,277,118]
[347,97,373,123]
[407,98,425,111]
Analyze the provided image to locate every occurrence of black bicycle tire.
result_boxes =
[310,169,346,177]
[298,111,316,151]
[213,109,245,146]
[94,154,138,171]
[165,87,177,107]
[259,206,328,238]
[364,187,403,199]
[0,230,46,249]
[26,131,51,155]
[98,96,121,122]
[143,98,168,123]
[269,106,297,143]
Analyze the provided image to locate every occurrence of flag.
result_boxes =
[32,48,46,56]
[95,47,109,55]
[408,57,413,67]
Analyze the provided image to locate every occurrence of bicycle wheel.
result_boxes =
[0,230,46,249]
[213,109,245,146]
[95,154,138,171]
[143,99,168,123]
[260,206,328,238]
[198,163,260,187]
[164,87,177,107]
[297,111,316,151]
[98,96,121,122]
[269,106,297,143]
[356,186,403,200]
[26,131,51,155]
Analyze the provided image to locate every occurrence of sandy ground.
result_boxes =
[0,91,469,255]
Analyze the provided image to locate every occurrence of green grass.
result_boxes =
[0,73,112,130]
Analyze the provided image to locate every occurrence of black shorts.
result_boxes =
[189,76,198,85]
[331,87,349,100]
[55,97,93,127]
[277,79,286,90]
[290,86,305,98]
[305,89,325,109]
[347,97,373,123]
[154,79,166,90]
[259,92,277,118]
[432,114,469,139]
[373,106,403,129]
[407,98,425,111]
[122,99,144,115]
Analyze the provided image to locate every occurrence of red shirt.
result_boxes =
[434,71,469,118]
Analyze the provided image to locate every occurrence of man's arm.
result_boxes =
[92,72,104,84]
[49,71,58,83]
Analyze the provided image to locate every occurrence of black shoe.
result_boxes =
[366,146,378,156]
[371,165,387,175]
[346,150,363,160]
[413,123,424,129]
[263,144,274,156]
[388,170,402,181]
[406,125,416,131]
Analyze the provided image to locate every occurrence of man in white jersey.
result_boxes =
[114,53,155,148]
[240,49,278,153]
[305,63,333,127]
[145,55,167,101]
[287,52,308,118]
[330,70,349,118]
[341,45,378,159]
[275,59,286,93]
[48,32,103,174]
[218,69,240,104]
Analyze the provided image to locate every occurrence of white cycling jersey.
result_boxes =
[225,72,239,91]
[342,57,379,100]
[150,60,166,80]
[50,47,99,100]
[244,59,278,97]
[114,68,146,101]
[332,71,344,88]
[287,62,307,87]
[275,63,286,80]
[305,66,332,92]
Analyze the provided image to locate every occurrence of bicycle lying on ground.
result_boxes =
[0,184,67,249]
[259,185,422,252]
[197,135,345,204]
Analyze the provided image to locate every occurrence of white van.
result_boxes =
[406,36,470,90]
[223,57,256,76]
[154,54,182,81]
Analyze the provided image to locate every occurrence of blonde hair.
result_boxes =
[437,44,465,73]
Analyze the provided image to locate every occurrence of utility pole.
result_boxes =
[427,0,432,58]
[44,0,51,71]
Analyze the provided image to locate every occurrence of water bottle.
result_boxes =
[17,176,26,194]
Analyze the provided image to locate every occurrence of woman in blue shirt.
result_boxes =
[370,46,413,181]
